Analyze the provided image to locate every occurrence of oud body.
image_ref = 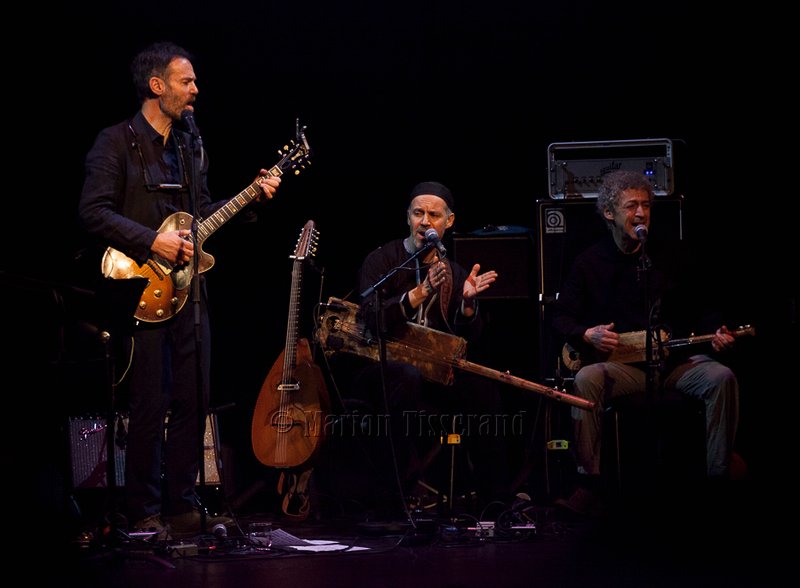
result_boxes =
[251,220,330,469]
[251,339,329,468]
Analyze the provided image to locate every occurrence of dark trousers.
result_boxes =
[124,295,211,521]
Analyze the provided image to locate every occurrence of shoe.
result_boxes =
[164,510,233,539]
[131,514,170,541]
[554,487,602,517]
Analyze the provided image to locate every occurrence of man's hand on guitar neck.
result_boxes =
[711,325,736,353]
[255,172,281,203]
[583,322,619,353]
[152,229,194,264]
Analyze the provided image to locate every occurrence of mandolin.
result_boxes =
[251,220,330,469]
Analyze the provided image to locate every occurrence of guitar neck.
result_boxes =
[665,326,754,350]
[664,333,715,349]
[196,164,283,244]
[282,258,303,384]
[454,359,594,411]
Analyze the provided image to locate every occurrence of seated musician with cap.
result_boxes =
[345,181,509,514]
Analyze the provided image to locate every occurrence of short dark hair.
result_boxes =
[130,41,192,103]
[596,170,654,218]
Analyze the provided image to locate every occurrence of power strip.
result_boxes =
[466,521,495,538]
[167,543,198,557]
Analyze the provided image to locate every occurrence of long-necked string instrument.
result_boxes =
[317,297,594,411]
[252,221,330,469]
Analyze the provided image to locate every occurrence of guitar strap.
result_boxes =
[439,259,454,321]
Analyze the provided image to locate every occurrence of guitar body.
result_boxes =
[101,211,215,323]
[251,338,330,468]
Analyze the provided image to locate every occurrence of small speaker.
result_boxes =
[453,229,534,299]
[68,414,220,489]
[68,415,127,489]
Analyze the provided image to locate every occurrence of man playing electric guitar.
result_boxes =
[551,171,743,515]
[78,42,281,539]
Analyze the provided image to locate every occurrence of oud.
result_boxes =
[251,221,330,469]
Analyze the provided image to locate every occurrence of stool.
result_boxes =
[414,415,472,514]
[603,391,705,500]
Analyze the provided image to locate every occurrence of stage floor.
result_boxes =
[57,478,783,588]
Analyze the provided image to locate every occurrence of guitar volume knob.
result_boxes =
[171,297,179,306]
[153,289,162,298]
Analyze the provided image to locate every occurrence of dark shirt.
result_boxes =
[357,238,482,343]
[551,232,726,364]
[79,110,218,264]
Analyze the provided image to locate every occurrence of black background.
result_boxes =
[4,2,793,514]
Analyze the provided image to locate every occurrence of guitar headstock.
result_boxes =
[291,219,319,260]
[276,119,312,176]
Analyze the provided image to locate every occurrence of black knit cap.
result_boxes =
[409,181,454,211]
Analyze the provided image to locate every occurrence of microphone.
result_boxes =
[424,228,447,258]
[634,224,648,243]
[180,109,202,145]
[211,523,227,539]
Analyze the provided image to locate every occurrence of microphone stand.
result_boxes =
[359,242,435,525]
[637,241,658,399]
[359,241,436,387]
[359,242,435,301]
[185,125,207,534]
[637,236,672,486]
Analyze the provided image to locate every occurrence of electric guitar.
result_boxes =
[100,122,311,323]
[561,325,756,372]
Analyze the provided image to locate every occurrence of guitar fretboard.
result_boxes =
[197,164,283,243]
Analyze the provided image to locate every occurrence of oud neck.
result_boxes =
[196,164,283,244]
[282,258,304,384]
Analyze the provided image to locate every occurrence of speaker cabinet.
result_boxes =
[68,414,221,488]
[535,197,684,379]
[536,197,683,303]
[68,415,127,488]
[453,231,534,299]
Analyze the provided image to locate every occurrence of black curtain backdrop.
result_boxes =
[5,2,793,516]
